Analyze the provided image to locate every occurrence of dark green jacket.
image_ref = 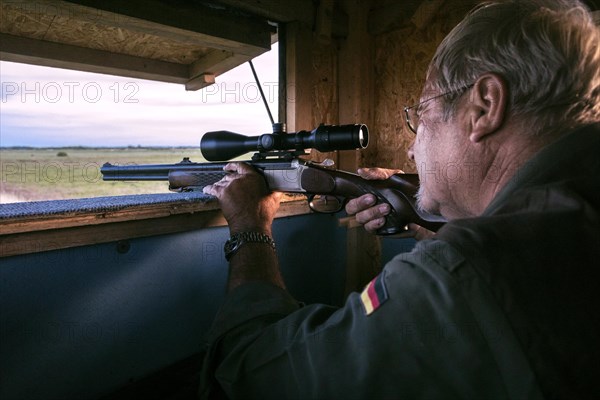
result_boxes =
[201,124,600,399]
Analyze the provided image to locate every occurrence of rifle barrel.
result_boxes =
[101,162,226,181]
[100,159,294,182]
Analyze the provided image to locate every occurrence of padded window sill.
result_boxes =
[0,193,309,257]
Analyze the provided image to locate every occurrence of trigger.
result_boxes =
[310,159,336,169]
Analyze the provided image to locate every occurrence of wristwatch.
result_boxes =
[224,231,276,261]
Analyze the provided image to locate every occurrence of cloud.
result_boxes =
[0,45,279,147]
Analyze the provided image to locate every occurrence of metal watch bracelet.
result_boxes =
[223,231,276,261]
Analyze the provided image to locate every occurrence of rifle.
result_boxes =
[101,124,446,235]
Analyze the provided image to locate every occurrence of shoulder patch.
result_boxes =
[360,272,389,316]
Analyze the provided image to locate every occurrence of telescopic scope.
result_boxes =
[200,124,369,161]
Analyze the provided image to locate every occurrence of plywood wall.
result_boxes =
[362,0,477,172]
[284,21,342,164]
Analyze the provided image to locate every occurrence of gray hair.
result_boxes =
[430,0,600,135]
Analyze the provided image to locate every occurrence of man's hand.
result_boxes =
[345,168,402,232]
[203,162,281,235]
[345,167,435,240]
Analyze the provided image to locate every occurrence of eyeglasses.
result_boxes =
[403,84,474,134]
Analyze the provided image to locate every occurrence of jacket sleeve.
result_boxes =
[199,239,530,400]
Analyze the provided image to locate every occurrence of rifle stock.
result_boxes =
[298,165,445,234]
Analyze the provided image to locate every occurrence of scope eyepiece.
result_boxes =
[200,124,369,161]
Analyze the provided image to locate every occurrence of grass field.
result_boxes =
[0,147,207,203]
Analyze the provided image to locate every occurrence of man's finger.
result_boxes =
[345,194,376,215]
[203,178,231,197]
[225,162,255,175]
[202,184,218,197]
[357,167,404,180]
[357,168,387,180]
[354,203,391,225]
[364,217,386,233]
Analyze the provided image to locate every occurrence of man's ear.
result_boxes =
[468,73,508,143]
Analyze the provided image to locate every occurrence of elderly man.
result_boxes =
[201,0,600,398]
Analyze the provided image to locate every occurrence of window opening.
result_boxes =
[0,45,279,203]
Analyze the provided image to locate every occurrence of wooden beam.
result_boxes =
[0,209,224,258]
[338,0,381,295]
[368,0,421,35]
[337,0,374,172]
[188,50,235,79]
[0,33,190,84]
[411,0,447,30]
[0,198,219,237]
[0,199,310,257]
[315,0,335,44]
[206,0,316,24]
[185,73,216,91]
[284,21,314,132]
[185,49,262,91]
[207,0,350,38]
[1,1,272,86]
[277,27,287,124]
[62,0,272,55]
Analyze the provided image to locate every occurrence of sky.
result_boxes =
[0,45,279,147]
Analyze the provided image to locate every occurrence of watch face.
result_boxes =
[224,237,241,254]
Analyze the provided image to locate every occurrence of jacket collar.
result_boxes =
[484,123,600,216]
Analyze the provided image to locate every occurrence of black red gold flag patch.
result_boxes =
[360,272,389,315]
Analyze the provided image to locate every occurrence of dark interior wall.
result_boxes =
[0,213,347,400]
